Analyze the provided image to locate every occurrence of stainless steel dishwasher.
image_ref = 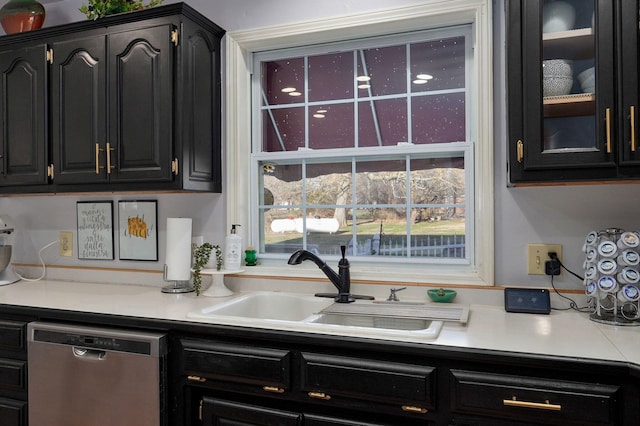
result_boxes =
[27,321,167,426]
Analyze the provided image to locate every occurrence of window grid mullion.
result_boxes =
[405,154,412,257]
[353,50,359,149]
[350,158,358,254]
[406,43,413,145]
[301,159,308,248]
[304,56,310,149]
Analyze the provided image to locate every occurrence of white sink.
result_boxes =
[187,291,334,322]
[186,291,446,341]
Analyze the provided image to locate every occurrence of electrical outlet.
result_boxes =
[60,231,73,257]
[527,244,562,275]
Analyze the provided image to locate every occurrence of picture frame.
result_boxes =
[76,201,114,260]
[118,200,158,261]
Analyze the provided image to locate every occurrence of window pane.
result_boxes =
[263,107,305,152]
[357,45,407,96]
[355,159,407,204]
[262,58,305,106]
[309,52,353,102]
[309,104,354,149]
[409,157,465,205]
[408,212,466,258]
[410,36,466,92]
[412,93,466,143]
[261,161,303,254]
[358,99,408,146]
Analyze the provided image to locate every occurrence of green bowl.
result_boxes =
[427,288,457,303]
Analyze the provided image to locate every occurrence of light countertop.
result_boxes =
[0,279,637,366]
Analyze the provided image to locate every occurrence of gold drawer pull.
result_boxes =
[106,142,115,173]
[308,391,331,400]
[631,106,637,152]
[606,108,612,154]
[503,397,561,411]
[517,139,524,163]
[187,375,206,383]
[401,405,428,414]
[263,386,285,394]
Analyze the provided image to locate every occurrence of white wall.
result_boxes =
[3,0,639,289]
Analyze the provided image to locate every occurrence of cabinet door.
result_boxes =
[108,24,173,183]
[508,0,617,183]
[180,20,222,192]
[50,35,107,185]
[618,0,640,173]
[201,397,302,426]
[0,45,48,187]
[0,397,26,426]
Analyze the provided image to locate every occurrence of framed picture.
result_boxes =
[118,200,158,261]
[76,201,114,260]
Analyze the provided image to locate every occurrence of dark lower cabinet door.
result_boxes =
[50,35,107,185]
[0,44,48,188]
[108,24,173,184]
[201,397,302,426]
[0,397,27,426]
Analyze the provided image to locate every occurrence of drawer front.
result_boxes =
[201,397,301,426]
[450,369,619,425]
[299,352,436,409]
[0,396,27,426]
[0,321,27,354]
[181,339,292,389]
[0,359,26,392]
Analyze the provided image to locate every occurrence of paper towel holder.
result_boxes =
[161,264,194,293]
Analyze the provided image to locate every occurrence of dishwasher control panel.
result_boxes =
[29,322,166,356]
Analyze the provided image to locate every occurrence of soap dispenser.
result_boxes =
[224,224,242,270]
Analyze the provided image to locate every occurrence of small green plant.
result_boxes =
[192,243,222,296]
[80,0,164,20]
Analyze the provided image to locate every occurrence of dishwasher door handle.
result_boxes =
[73,347,107,361]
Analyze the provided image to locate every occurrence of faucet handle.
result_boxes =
[387,287,407,301]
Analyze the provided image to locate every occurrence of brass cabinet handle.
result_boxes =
[262,386,285,394]
[47,164,54,179]
[606,108,612,153]
[517,140,524,163]
[503,397,561,411]
[631,106,636,152]
[106,142,115,173]
[171,158,179,175]
[308,391,331,400]
[401,405,428,414]
[95,143,103,174]
[171,29,179,46]
[187,375,206,383]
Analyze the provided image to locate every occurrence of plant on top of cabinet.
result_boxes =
[80,0,163,20]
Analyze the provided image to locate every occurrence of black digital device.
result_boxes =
[504,288,551,314]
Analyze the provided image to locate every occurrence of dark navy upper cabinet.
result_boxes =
[0,3,224,194]
[507,0,640,185]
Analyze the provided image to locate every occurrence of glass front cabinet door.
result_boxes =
[507,0,640,184]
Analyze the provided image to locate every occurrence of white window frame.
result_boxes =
[226,0,494,286]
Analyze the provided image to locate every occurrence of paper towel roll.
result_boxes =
[165,218,192,281]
